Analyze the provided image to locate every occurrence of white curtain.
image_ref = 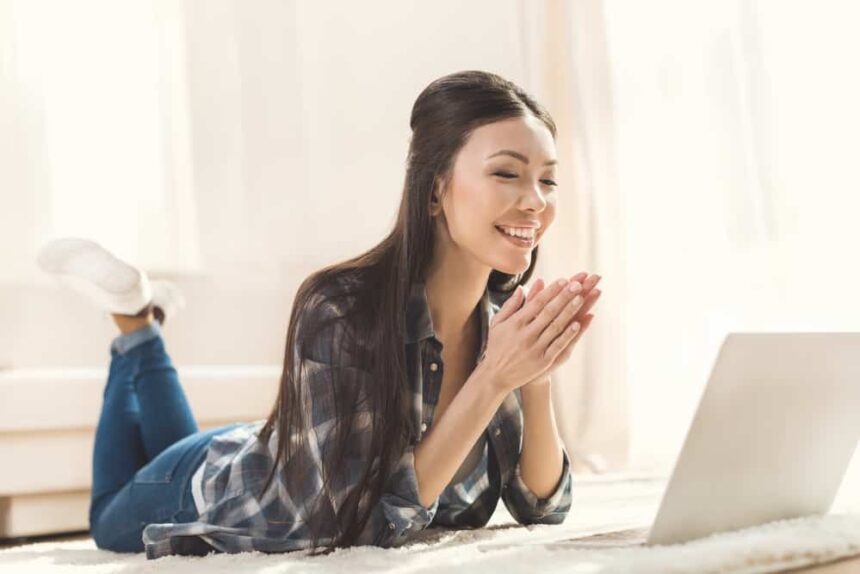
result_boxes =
[518,0,629,473]
[524,0,860,473]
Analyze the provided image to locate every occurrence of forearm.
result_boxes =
[413,362,507,507]
[518,381,565,498]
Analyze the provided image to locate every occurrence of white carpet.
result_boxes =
[3,473,860,573]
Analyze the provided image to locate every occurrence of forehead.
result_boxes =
[459,115,556,163]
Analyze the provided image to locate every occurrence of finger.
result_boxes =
[527,279,583,335]
[558,315,591,361]
[537,290,585,350]
[573,288,601,319]
[568,273,597,300]
[551,311,594,366]
[571,313,594,345]
[525,277,546,303]
[517,277,578,324]
[530,273,587,303]
[553,335,576,365]
[544,318,581,359]
[491,284,525,325]
[582,273,601,292]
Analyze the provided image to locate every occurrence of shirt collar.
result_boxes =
[405,279,494,349]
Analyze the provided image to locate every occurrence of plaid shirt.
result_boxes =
[142,279,573,559]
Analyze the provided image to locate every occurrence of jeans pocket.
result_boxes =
[132,480,182,526]
[132,444,197,525]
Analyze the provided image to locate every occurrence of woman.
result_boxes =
[37,70,602,559]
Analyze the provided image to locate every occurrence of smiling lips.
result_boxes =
[495,225,536,248]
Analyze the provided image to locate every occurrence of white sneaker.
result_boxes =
[36,237,153,316]
[150,279,186,325]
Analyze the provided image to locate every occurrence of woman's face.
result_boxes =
[432,114,558,275]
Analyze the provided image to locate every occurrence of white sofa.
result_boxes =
[0,366,279,538]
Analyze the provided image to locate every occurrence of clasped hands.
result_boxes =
[521,272,601,388]
[482,271,602,394]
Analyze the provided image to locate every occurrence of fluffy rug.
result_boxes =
[3,473,860,573]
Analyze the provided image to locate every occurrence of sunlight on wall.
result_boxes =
[9,0,200,273]
[604,0,860,471]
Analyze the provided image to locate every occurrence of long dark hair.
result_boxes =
[257,70,557,555]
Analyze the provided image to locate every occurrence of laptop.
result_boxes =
[553,332,860,548]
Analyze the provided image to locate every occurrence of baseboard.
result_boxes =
[0,490,90,538]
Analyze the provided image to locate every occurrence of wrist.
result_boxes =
[524,375,551,388]
[469,360,512,404]
[521,377,552,405]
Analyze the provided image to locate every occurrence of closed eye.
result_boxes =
[494,171,557,187]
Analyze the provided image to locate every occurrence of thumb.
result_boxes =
[491,285,523,326]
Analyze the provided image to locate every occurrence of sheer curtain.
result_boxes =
[519,0,629,473]
[0,0,200,285]
[523,0,860,473]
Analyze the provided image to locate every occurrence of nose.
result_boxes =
[520,181,548,212]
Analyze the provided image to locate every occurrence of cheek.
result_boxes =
[445,182,498,237]
[542,200,558,228]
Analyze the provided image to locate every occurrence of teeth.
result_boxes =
[497,226,536,240]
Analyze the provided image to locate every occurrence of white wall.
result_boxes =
[603,0,860,472]
[1,0,531,369]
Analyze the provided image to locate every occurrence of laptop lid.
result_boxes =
[647,332,860,545]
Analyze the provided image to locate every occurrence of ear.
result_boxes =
[429,176,445,216]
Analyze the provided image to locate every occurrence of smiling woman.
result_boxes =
[249,71,577,556]
[60,70,592,560]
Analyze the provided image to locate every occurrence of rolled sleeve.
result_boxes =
[366,445,440,547]
[502,445,573,525]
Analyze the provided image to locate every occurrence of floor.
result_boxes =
[2,473,860,573]
[3,531,860,573]
[789,556,860,573]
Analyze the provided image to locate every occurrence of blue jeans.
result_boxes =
[88,321,243,552]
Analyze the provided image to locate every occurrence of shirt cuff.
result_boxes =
[503,445,573,524]
[372,445,440,547]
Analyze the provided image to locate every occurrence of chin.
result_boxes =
[493,257,532,277]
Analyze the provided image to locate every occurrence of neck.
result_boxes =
[424,244,490,347]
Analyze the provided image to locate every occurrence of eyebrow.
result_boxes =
[485,149,558,166]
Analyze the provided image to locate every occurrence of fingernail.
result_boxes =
[557,278,568,287]
[568,281,582,293]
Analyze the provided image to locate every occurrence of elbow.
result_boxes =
[508,503,572,526]
[501,480,573,526]
[516,505,571,525]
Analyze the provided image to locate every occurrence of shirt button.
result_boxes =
[429,362,439,372]
[421,422,428,432]
[494,428,502,437]
[388,522,396,530]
